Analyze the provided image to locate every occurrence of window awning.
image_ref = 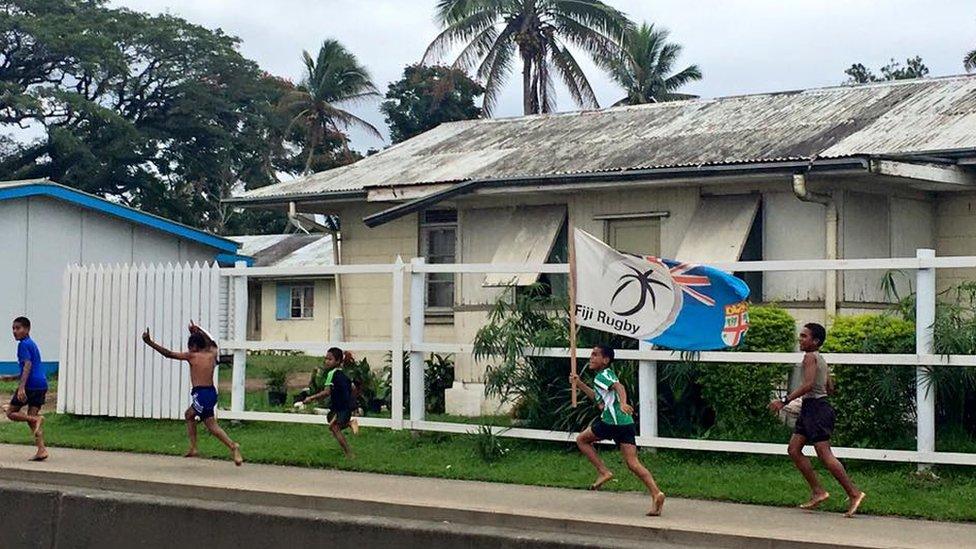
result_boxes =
[483,205,566,287]
[675,195,760,264]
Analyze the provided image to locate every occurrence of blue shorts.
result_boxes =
[190,386,218,419]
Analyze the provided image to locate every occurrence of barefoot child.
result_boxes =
[142,322,242,466]
[571,345,665,516]
[296,347,357,458]
[5,317,48,461]
[769,323,866,517]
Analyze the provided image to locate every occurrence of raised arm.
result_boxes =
[569,373,596,401]
[142,328,190,361]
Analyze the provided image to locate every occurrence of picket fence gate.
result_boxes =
[56,262,225,420]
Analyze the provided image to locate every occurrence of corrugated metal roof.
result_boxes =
[229,234,334,268]
[238,75,976,202]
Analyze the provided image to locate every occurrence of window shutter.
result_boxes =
[275,284,290,320]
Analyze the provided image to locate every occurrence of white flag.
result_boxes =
[573,229,682,339]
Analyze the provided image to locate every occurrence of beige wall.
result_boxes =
[259,279,338,343]
[936,191,976,292]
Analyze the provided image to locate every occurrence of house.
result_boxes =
[0,179,247,375]
[226,75,976,415]
[229,233,340,343]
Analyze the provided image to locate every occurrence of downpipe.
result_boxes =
[792,173,837,324]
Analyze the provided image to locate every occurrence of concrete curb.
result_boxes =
[0,469,873,549]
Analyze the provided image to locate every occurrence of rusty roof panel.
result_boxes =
[240,75,976,201]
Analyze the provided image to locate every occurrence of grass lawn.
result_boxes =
[0,377,57,394]
[1,414,975,522]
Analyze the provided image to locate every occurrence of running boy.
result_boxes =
[142,322,242,466]
[5,317,48,461]
[295,347,357,458]
[769,323,866,517]
[571,344,665,516]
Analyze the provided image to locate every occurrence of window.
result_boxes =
[421,210,457,313]
[275,283,314,320]
[605,217,661,257]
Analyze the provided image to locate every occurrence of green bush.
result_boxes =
[383,353,456,414]
[473,287,639,432]
[263,365,289,393]
[696,305,795,438]
[821,314,916,448]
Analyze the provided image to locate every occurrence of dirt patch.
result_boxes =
[216,372,310,393]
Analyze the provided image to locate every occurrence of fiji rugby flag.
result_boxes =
[573,229,750,351]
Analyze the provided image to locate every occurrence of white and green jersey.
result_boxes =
[593,369,634,426]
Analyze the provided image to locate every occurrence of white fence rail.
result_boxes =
[57,263,222,420]
[61,252,976,465]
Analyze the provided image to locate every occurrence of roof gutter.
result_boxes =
[223,190,367,207]
[362,157,869,228]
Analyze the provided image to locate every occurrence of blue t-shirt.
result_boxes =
[17,337,46,390]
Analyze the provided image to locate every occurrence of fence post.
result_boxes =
[638,340,658,443]
[391,256,406,429]
[231,261,248,413]
[916,248,936,468]
[409,257,426,425]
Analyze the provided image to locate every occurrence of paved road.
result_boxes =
[1,443,973,548]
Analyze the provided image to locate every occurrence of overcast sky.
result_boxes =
[112,0,976,152]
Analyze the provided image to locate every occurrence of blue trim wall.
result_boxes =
[0,183,238,253]
[0,362,58,376]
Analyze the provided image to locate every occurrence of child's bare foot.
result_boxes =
[184,449,199,458]
[29,451,48,462]
[350,419,360,435]
[647,492,666,516]
[844,492,866,518]
[231,443,243,466]
[800,491,830,510]
[589,471,614,491]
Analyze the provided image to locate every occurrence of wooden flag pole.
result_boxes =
[568,221,578,408]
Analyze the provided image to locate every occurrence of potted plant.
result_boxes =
[265,365,289,407]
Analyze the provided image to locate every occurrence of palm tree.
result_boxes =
[424,0,631,115]
[966,48,976,72]
[280,40,381,174]
[606,23,702,106]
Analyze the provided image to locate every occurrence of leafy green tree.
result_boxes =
[844,56,929,84]
[278,39,381,174]
[0,0,292,234]
[966,48,976,72]
[381,64,484,143]
[424,0,631,115]
[605,22,701,106]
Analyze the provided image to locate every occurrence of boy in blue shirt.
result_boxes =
[5,317,48,461]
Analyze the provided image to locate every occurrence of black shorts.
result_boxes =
[329,409,353,429]
[591,419,637,446]
[794,398,836,443]
[10,389,46,408]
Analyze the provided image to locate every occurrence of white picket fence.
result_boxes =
[57,263,223,420]
[57,253,976,466]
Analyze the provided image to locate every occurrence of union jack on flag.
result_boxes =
[644,258,751,351]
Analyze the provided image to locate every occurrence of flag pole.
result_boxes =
[568,221,578,408]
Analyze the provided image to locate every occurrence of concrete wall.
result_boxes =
[0,196,220,365]
[257,279,338,342]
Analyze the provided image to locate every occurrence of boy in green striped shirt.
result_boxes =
[571,344,666,516]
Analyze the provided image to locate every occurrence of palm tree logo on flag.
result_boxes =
[574,229,682,339]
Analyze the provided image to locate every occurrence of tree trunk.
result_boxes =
[522,50,535,115]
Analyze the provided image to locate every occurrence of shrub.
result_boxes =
[473,287,639,432]
[382,353,456,414]
[821,314,916,448]
[263,365,289,393]
[696,305,795,438]
[473,424,509,463]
